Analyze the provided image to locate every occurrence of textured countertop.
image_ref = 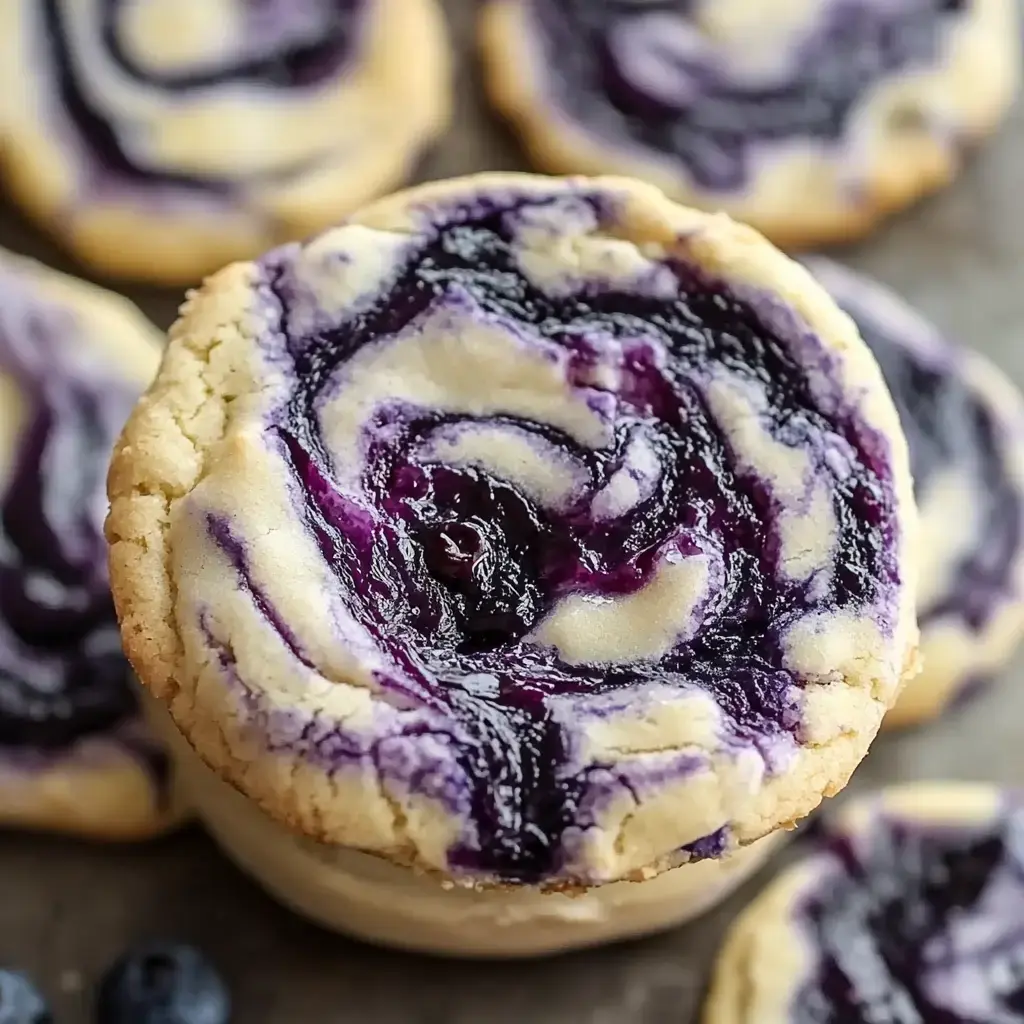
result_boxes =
[1,2,1023,1021]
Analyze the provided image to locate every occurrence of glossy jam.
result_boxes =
[840,302,1020,630]
[41,0,363,190]
[531,0,966,191]
[228,193,901,882]
[795,809,1024,1023]
[0,287,139,750]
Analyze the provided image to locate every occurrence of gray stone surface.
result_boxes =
[1,2,1023,1020]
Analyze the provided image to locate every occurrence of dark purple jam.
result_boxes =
[530,0,966,191]
[0,292,139,750]
[835,294,1020,631]
[794,807,1024,1023]
[40,0,363,191]
[238,191,900,883]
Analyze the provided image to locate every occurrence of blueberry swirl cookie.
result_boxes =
[806,258,1024,729]
[0,0,451,285]
[479,0,1020,248]
[0,250,186,839]
[108,174,918,950]
[704,783,1024,1023]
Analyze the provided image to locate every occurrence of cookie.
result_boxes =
[149,695,782,958]
[479,0,1020,248]
[0,250,186,840]
[704,783,1024,1023]
[806,258,1024,728]
[0,0,451,285]
[107,173,917,940]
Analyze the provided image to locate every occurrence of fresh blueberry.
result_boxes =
[0,969,51,1024]
[95,942,230,1024]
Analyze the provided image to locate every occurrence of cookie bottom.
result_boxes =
[152,703,782,958]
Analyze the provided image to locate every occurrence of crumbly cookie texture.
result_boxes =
[0,248,186,840]
[805,258,1024,729]
[108,172,918,888]
[703,782,1024,1024]
[0,0,451,284]
[480,0,1020,248]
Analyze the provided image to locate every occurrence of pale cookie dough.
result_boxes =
[151,698,781,957]
[704,783,1024,1024]
[0,249,187,840]
[107,173,918,919]
[806,258,1024,729]
[479,0,1020,248]
[0,0,451,284]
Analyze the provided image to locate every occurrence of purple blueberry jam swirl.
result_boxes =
[40,0,364,191]
[527,0,966,191]
[814,263,1022,633]
[794,805,1024,1023]
[0,282,140,751]
[212,188,906,885]
[862,329,1019,631]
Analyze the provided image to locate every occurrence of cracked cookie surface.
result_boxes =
[480,0,1020,247]
[0,249,185,839]
[806,258,1024,728]
[704,783,1024,1024]
[108,172,918,887]
[153,693,784,956]
[0,0,451,284]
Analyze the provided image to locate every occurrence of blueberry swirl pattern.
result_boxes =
[704,784,1024,1024]
[0,0,451,283]
[108,175,917,886]
[807,258,1024,728]
[0,250,182,839]
[480,0,1020,246]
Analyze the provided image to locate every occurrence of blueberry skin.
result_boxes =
[96,943,230,1024]
[0,969,51,1024]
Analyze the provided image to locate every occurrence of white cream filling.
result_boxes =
[609,0,842,104]
[695,0,833,80]
[286,225,411,335]
[609,15,713,109]
[57,0,367,176]
[319,302,611,492]
[917,467,983,613]
[705,373,838,585]
[782,609,894,698]
[418,421,589,510]
[591,430,662,520]
[531,547,719,665]
[511,196,676,297]
[116,0,243,74]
